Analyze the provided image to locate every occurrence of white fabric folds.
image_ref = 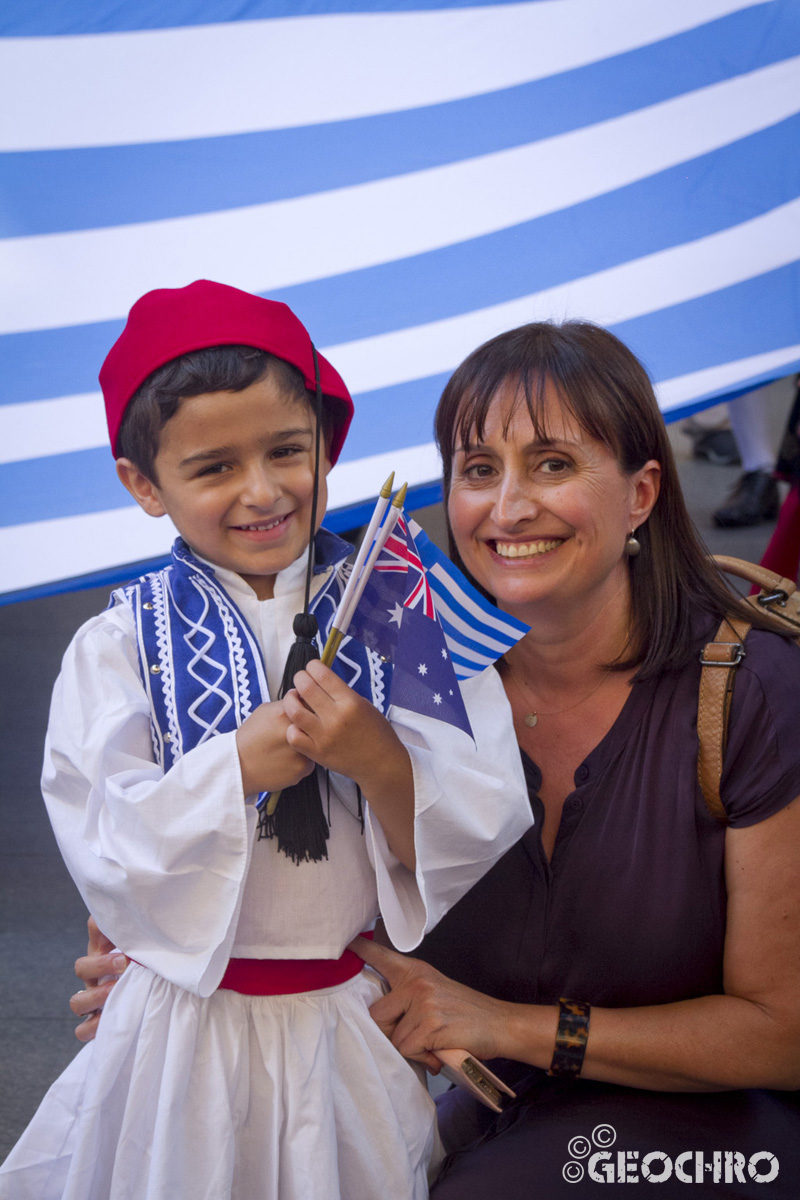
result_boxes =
[1,969,438,1199]
[0,542,532,1199]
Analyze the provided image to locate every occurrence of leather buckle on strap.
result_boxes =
[699,642,745,666]
[757,589,788,607]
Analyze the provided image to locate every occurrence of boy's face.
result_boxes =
[116,374,330,600]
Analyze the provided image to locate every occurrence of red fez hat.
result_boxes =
[100,280,354,464]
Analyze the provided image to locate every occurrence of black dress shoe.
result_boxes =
[681,420,741,466]
[690,428,741,466]
[712,469,779,528]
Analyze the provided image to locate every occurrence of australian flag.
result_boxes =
[346,517,475,739]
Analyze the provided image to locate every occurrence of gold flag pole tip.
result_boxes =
[272,474,400,814]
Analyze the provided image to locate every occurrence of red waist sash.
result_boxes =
[218,931,373,996]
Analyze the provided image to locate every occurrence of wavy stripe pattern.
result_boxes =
[0,0,767,150]
[7,10,796,239]
[1,0,798,599]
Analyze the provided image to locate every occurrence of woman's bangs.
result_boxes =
[455,371,562,452]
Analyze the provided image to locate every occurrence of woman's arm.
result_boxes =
[352,796,800,1091]
[70,916,128,1042]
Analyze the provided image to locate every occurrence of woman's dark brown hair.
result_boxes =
[435,320,778,679]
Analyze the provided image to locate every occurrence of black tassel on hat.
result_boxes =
[258,348,330,863]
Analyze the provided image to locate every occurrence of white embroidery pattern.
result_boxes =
[367,647,386,713]
[195,574,268,724]
[163,573,232,744]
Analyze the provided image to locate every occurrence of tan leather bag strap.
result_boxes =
[697,614,751,822]
[713,556,799,612]
[697,558,800,822]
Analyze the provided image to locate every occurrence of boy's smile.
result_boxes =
[116,374,330,599]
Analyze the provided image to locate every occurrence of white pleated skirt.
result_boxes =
[0,963,440,1200]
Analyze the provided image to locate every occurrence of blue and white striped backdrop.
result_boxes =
[2,0,799,600]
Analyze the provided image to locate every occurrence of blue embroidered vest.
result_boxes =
[110,531,388,772]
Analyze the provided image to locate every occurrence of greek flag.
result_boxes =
[2,0,799,601]
[408,519,529,679]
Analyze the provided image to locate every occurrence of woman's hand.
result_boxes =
[70,916,128,1043]
[349,936,526,1071]
[354,792,800,1093]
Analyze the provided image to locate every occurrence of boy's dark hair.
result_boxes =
[117,345,332,481]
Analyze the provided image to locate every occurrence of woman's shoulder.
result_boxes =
[720,627,800,826]
[688,609,800,700]
[736,625,800,696]
[728,625,800,756]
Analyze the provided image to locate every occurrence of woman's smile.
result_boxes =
[491,537,565,559]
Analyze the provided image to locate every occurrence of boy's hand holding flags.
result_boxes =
[264,473,528,817]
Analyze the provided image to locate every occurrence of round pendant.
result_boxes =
[524,711,538,728]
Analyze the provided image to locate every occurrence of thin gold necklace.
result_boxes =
[502,654,615,728]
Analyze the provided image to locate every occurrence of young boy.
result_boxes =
[0,281,532,1200]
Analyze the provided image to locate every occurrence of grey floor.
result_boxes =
[0,377,795,1161]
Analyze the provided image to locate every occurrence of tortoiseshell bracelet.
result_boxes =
[547,998,591,1077]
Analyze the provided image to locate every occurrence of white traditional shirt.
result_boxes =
[42,537,533,994]
[3,534,533,1200]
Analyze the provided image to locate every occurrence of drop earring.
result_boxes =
[625,530,641,557]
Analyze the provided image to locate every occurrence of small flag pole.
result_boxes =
[321,481,407,667]
[265,477,404,818]
[319,473,393,666]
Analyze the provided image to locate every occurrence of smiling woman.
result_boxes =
[350,320,800,1198]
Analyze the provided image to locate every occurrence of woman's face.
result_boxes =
[447,378,659,622]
